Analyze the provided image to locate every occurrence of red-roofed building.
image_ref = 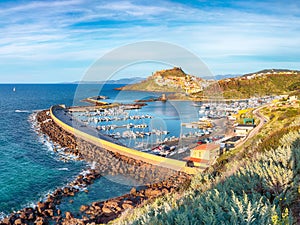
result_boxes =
[184,143,220,168]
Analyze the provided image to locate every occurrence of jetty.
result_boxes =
[67,103,146,113]
[82,96,109,105]
[134,94,168,103]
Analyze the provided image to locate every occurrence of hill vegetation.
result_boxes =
[112,109,300,225]
[118,68,300,99]
[109,68,300,224]
[218,69,300,99]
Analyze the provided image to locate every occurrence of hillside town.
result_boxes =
[153,67,204,94]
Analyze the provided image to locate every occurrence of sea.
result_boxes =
[0,84,200,217]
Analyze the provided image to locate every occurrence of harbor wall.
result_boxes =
[50,105,198,174]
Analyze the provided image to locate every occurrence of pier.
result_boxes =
[134,94,168,103]
[67,103,147,113]
[82,96,110,105]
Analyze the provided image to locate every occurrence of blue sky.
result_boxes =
[1,0,300,83]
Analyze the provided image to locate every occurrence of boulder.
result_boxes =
[101,207,112,214]
[94,205,101,211]
[145,189,162,198]
[48,203,55,209]
[45,209,54,217]
[37,202,46,214]
[130,187,136,195]
[65,212,73,220]
[19,212,27,220]
[14,218,22,225]
[91,202,99,208]
[63,187,69,195]
[123,200,133,205]
[104,201,118,208]
[2,217,10,224]
[81,216,89,221]
[34,216,48,225]
[122,203,134,210]
[54,216,62,223]
[28,213,35,220]
[80,205,89,212]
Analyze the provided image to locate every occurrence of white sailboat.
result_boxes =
[13,87,16,92]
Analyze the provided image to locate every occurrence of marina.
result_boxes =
[196,96,278,119]
[65,95,277,161]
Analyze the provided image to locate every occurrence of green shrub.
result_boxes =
[114,127,300,225]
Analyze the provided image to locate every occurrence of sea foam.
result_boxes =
[15,110,31,113]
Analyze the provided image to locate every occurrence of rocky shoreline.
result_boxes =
[1,110,191,225]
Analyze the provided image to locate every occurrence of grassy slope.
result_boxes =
[111,107,300,225]
[121,78,179,92]
[260,104,300,137]
[218,72,300,99]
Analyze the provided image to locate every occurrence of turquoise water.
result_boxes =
[0,84,86,215]
[0,84,199,216]
[0,84,119,215]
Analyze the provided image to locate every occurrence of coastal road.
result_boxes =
[234,104,269,149]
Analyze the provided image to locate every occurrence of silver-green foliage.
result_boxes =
[114,130,300,225]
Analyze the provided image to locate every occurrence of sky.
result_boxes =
[1,0,300,83]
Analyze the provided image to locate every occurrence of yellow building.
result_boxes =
[184,143,220,168]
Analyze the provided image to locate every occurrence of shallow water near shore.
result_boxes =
[0,84,85,215]
[58,175,135,216]
[0,84,200,216]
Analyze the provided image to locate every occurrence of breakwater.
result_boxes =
[50,105,197,174]
[1,109,191,225]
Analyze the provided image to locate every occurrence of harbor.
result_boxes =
[0,86,287,225]
[69,101,217,159]
[56,95,278,168]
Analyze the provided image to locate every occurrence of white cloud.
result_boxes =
[0,0,83,15]
[0,0,300,82]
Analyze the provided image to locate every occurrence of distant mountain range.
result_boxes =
[204,74,241,80]
[69,77,145,85]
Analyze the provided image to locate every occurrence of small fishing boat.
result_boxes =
[177,146,189,154]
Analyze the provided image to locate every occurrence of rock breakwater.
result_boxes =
[1,110,191,225]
